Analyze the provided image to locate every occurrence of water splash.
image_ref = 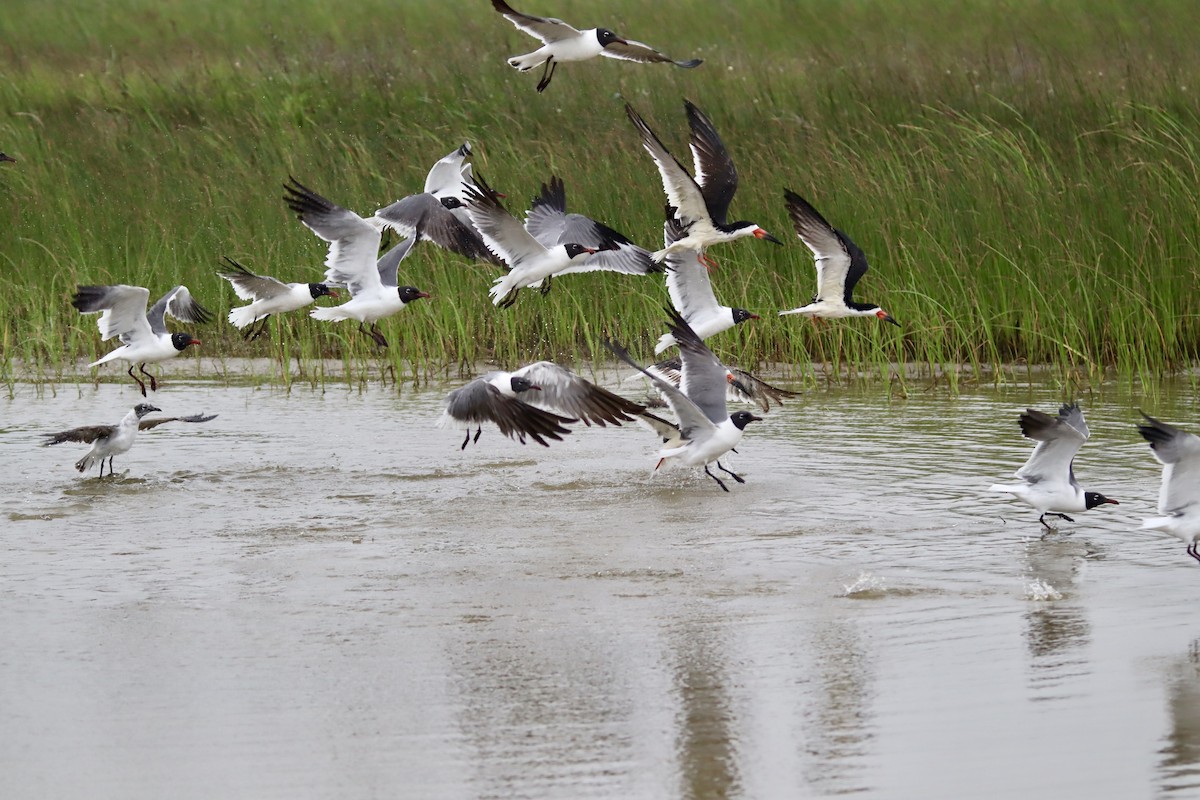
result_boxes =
[1025,579,1063,601]
[843,572,887,596]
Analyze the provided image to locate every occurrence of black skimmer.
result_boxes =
[625,100,782,268]
[605,308,763,492]
[217,257,338,340]
[1136,413,1200,564]
[655,212,759,353]
[490,0,701,92]
[462,172,612,307]
[43,403,217,477]
[989,403,1119,529]
[73,284,211,396]
[440,361,646,448]
[778,190,899,327]
[0,153,15,164]
[372,142,502,268]
[284,177,430,347]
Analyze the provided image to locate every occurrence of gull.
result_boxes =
[778,190,899,327]
[625,100,782,268]
[605,308,763,492]
[217,256,338,340]
[491,0,701,92]
[462,172,607,307]
[43,403,218,477]
[655,212,759,353]
[284,177,430,347]
[73,284,211,396]
[645,357,798,413]
[1137,412,1200,565]
[0,153,14,164]
[372,142,502,270]
[989,403,1119,529]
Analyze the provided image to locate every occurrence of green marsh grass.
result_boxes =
[2,0,1200,389]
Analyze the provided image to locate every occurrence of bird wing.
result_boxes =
[374,193,496,264]
[462,172,548,269]
[1138,413,1200,515]
[423,142,471,195]
[1014,404,1089,483]
[666,307,731,426]
[685,101,738,226]
[138,413,219,432]
[648,358,795,412]
[604,339,715,442]
[284,177,382,297]
[525,176,657,275]
[146,286,212,335]
[600,39,702,68]
[663,217,720,322]
[43,424,116,446]
[217,257,291,301]
[785,190,857,303]
[72,284,153,344]
[490,0,579,43]
[444,378,575,447]
[625,104,710,227]
[514,361,645,427]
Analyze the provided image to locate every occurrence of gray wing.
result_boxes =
[785,190,858,304]
[601,39,703,68]
[667,307,731,426]
[686,101,737,226]
[375,237,417,281]
[1138,413,1200,515]
[146,286,212,335]
[375,193,496,263]
[625,104,710,227]
[513,361,646,427]
[284,177,382,297]
[218,257,290,301]
[43,424,116,446]
[603,339,715,443]
[1014,404,1088,483]
[138,413,219,432]
[462,172,547,269]
[444,378,575,447]
[71,284,153,344]
[651,357,798,413]
[491,0,579,43]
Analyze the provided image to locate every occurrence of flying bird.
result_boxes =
[43,403,218,477]
[1137,412,1200,565]
[490,0,701,92]
[625,100,782,268]
[217,257,338,340]
[73,284,210,396]
[606,309,763,492]
[284,177,430,347]
[989,403,1119,529]
[656,212,759,353]
[645,357,798,413]
[778,190,899,327]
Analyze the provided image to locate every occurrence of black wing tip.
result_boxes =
[532,175,567,213]
[1136,410,1178,446]
[283,176,334,218]
[491,0,517,13]
[661,305,704,350]
[218,255,253,276]
[675,59,703,69]
[464,170,503,209]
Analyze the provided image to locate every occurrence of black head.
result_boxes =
[308,283,337,299]
[730,411,763,430]
[133,403,162,418]
[564,243,597,259]
[510,376,540,394]
[732,308,761,325]
[170,331,201,351]
[1084,492,1119,510]
[440,196,465,210]
[397,286,431,303]
[595,28,626,47]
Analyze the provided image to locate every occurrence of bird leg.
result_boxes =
[498,289,520,309]
[127,364,148,397]
[698,252,720,272]
[539,275,554,297]
[1188,542,1200,564]
[715,461,746,484]
[137,362,158,392]
[473,426,482,444]
[358,321,389,347]
[704,465,730,492]
[246,315,271,341]
[1038,512,1075,531]
[461,429,471,450]
[106,456,114,477]
[536,58,557,92]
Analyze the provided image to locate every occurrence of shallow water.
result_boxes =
[1,376,1198,799]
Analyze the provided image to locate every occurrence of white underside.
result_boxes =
[658,418,744,469]
[311,294,406,324]
[507,36,605,71]
[655,311,734,354]
[88,335,180,367]
[989,482,1086,514]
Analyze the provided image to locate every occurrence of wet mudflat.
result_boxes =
[1,376,1198,799]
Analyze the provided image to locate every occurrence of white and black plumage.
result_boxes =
[1137,413,1200,564]
[73,284,211,396]
[462,172,608,308]
[625,100,782,267]
[0,152,15,164]
[645,357,798,413]
[605,309,763,492]
[284,177,430,347]
[989,403,1119,529]
[42,403,218,477]
[217,257,338,340]
[491,0,701,92]
[656,212,759,353]
[778,190,899,326]
[372,142,502,269]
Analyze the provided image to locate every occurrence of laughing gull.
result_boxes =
[462,172,611,307]
[284,177,430,347]
[1137,413,1200,564]
[43,403,217,477]
[989,403,1119,529]
[606,309,763,492]
[372,142,502,269]
[490,0,701,92]
[778,190,899,327]
[217,257,338,340]
[0,153,14,164]
[646,357,798,413]
[73,284,211,396]
[656,213,759,353]
[626,100,782,268]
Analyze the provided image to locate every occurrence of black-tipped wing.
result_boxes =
[138,413,219,432]
[1015,403,1089,483]
[685,101,738,226]
[463,172,549,269]
[625,104,710,228]
[491,0,578,43]
[147,286,212,335]
[601,39,702,68]
[665,307,730,426]
[604,338,715,442]
[513,362,646,427]
[651,357,798,413]
[43,425,115,446]
[1138,413,1200,515]
[284,177,382,297]
[444,378,575,447]
[218,257,290,302]
[784,189,869,304]
[374,193,496,264]
[72,285,153,344]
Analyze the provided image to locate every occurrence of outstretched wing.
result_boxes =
[442,378,575,447]
[72,284,153,344]
[284,177,382,297]
[514,361,645,427]
[218,257,291,302]
[686,101,738,226]
[600,39,702,68]
[1138,413,1200,516]
[43,424,115,446]
[1015,403,1089,484]
[625,104,710,227]
[138,413,219,432]
[490,0,579,43]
